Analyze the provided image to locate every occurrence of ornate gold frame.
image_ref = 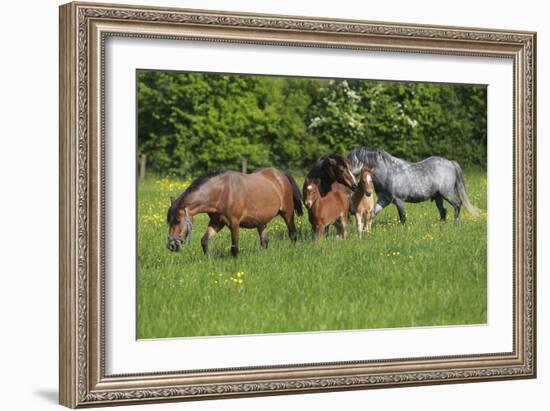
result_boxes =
[59,1,536,408]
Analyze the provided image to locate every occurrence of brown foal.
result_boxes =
[351,166,375,237]
[303,177,350,240]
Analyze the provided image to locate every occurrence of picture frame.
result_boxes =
[59,1,536,408]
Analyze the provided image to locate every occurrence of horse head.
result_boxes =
[166,197,193,252]
[303,177,321,208]
[359,166,374,196]
[323,154,358,192]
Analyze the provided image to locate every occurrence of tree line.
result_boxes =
[137,70,486,178]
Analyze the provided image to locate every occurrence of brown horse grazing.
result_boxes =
[303,177,350,240]
[167,168,303,257]
[351,166,375,237]
[303,154,358,197]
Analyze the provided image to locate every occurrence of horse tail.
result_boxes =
[282,170,303,216]
[451,161,480,216]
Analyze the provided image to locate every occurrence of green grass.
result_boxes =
[137,171,487,339]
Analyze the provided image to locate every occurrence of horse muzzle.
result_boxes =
[167,238,182,252]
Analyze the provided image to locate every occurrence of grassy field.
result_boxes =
[137,170,487,339]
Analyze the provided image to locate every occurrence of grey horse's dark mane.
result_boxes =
[167,169,228,223]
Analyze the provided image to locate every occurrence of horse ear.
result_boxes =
[170,196,175,205]
[328,157,337,166]
[313,178,321,185]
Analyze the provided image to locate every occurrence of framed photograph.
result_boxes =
[59,1,536,408]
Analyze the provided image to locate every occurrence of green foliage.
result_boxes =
[137,71,487,177]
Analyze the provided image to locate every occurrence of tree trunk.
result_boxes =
[241,156,248,174]
[139,154,147,181]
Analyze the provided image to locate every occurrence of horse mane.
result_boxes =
[167,169,228,223]
[349,146,404,169]
[349,147,381,169]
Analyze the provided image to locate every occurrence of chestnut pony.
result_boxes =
[303,177,350,240]
[167,168,303,257]
[351,166,375,236]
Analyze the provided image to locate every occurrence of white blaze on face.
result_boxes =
[305,185,314,207]
[366,175,372,184]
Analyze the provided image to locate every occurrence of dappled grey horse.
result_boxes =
[347,147,480,224]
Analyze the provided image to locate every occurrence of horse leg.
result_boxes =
[229,223,240,257]
[313,225,324,241]
[334,219,342,237]
[373,194,392,221]
[442,192,461,224]
[394,198,407,224]
[257,224,269,249]
[340,213,349,239]
[356,211,364,238]
[366,209,373,231]
[280,210,298,243]
[434,195,448,222]
[201,221,223,255]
